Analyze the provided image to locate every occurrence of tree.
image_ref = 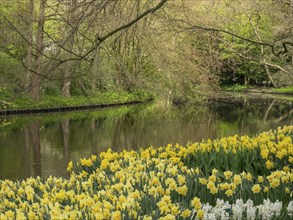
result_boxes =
[24,0,34,90]
[61,0,77,97]
[179,0,293,87]
[1,0,291,104]
[31,0,46,100]
[0,0,168,99]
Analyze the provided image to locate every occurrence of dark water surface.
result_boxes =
[0,96,292,180]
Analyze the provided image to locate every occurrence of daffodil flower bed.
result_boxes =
[0,126,292,219]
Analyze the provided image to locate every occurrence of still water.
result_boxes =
[0,96,292,180]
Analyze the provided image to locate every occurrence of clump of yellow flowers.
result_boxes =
[0,126,292,219]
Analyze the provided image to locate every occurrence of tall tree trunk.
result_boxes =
[62,0,77,97]
[91,48,101,93]
[30,0,46,100]
[244,75,248,86]
[263,60,277,87]
[25,0,34,90]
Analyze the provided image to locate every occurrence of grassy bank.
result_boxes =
[0,126,292,219]
[0,90,153,110]
[272,86,293,95]
[221,85,293,95]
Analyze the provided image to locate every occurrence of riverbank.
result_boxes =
[0,90,153,115]
[221,85,293,95]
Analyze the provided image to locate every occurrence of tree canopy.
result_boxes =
[0,0,292,101]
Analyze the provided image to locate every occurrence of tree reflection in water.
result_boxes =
[0,97,292,180]
[23,121,41,178]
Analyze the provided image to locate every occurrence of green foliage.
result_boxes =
[0,51,23,89]
[217,3,277,86]
[129,89,154,101]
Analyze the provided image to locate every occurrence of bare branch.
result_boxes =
[260,60,290,74]
[81,0,168,59]
[186,25,274,48]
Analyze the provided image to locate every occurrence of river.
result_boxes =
[0,95,292,180]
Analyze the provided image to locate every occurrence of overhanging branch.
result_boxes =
[186,24,293,57]
[186,25,274,48]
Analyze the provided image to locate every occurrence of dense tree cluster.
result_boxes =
[0,0,292,101]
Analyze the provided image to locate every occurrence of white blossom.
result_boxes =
[191,199,291,220]
[203,213,217,220]
[287,201,293,217]
[246,205,256,220]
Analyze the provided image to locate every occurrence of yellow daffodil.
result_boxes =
[191,197,201,210]
[196,209,205,219]
[181,209,191,218]
[252,184,261,193]
[224,171,233,180]
[225,189,233,197]
[176,185,188,196]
